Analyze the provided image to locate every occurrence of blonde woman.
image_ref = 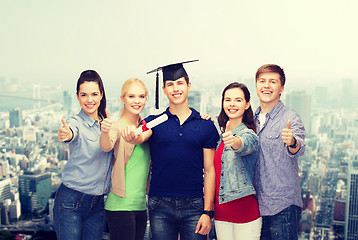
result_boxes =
[100,78,150,240]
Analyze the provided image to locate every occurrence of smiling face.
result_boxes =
[76,81,103,120]
[121,83,147,116]
[162,77,191,106]
[256,72,284,110]
[223,87,250,124]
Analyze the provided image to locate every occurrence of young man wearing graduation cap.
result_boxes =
[122,60,219,240]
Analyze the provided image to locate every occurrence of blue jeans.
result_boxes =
[260,205,302,240]
[53,184,105,240]
[148,197,207,240]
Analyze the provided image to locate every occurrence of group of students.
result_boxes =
[53,62,306,240]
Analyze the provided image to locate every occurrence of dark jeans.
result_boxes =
[148,197,207,240]
[260,205,302,240]
[105,210,147,240]
[53,184,105,240]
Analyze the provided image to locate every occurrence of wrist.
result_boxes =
[203,210,214,219]
[289,137,297,148]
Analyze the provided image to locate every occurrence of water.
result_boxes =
[0,96,53,113]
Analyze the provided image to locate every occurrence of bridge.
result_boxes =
[0,94,57,103]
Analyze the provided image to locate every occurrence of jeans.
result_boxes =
[260,205,302,240]
[105,210,147,240]
[148,197,207,240]
[53,184,105,240]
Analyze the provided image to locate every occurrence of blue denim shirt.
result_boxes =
[62,110,113,196]
[217,123,259,204]
[254,101,306,216]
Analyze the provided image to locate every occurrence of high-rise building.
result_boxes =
[0,179,12,225]
[9,199,21,222]
[342,78,354,110]
[285,91,311,135]
[23,127,36,142]
[48,198,54,223]
[1,199,11,225]
[63,91,72,115]
[188,90,203,113]
[9,108,23,128]
[0,179,12,202]
[345,161,358,239]
[314,86,328,108]
[18,172,52,214]
[0,161,9,178]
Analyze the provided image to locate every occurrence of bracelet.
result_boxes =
[289,137,297,148]
[203,210,214,219]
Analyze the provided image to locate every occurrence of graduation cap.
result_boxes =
[147,60,199,109]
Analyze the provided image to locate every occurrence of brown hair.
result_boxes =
[217,82,256,133]
[255,64,286,86]
[76,70,107,118]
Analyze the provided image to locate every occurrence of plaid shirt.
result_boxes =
[254,101,306,216]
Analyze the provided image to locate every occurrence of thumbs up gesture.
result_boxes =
[100,109,112,133]
[222,121,235,147]
[282,120,294,146]
[58,119,73,142]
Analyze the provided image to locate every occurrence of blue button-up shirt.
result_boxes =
[62,110,113,196]
[254,101,305,216]
[145,108,219,198]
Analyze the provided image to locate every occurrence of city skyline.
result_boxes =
[1,3,358,237]
[1,0,358,94]
[1,80,357,239]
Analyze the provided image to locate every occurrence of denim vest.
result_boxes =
[217,123,259,204]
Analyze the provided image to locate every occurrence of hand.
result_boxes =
[282,120,295,146]
[101,109,112,133]
[200,113,213,122]
[121,125,141,144]
[195,214,212,235]
[222,121,235,147]
[58,119,72,142]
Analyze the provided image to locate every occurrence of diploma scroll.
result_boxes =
[134,114,168,136]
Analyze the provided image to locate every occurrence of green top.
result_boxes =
[105,119,151,211]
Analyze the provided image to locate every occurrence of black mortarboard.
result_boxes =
[147,60,199,109]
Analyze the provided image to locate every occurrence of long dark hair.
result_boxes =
[76,70,107,118]
[217,82,256,133]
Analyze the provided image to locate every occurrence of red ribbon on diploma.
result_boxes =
[141,120,149,132]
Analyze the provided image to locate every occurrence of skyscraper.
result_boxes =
[285,90,311,135]
[63,91,72,115]
[0,179,12,202]
[188,90,203,113]
[314,86,328,108]
[345,160,358,239]
[18,172,52,214]
[342,78,354,110]
[9,108,23,128]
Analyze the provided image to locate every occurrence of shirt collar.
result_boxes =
[255,100,284,121]
[165,107,201,121]
[78,109,98,127]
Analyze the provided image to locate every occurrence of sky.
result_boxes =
[1,0,357,96]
